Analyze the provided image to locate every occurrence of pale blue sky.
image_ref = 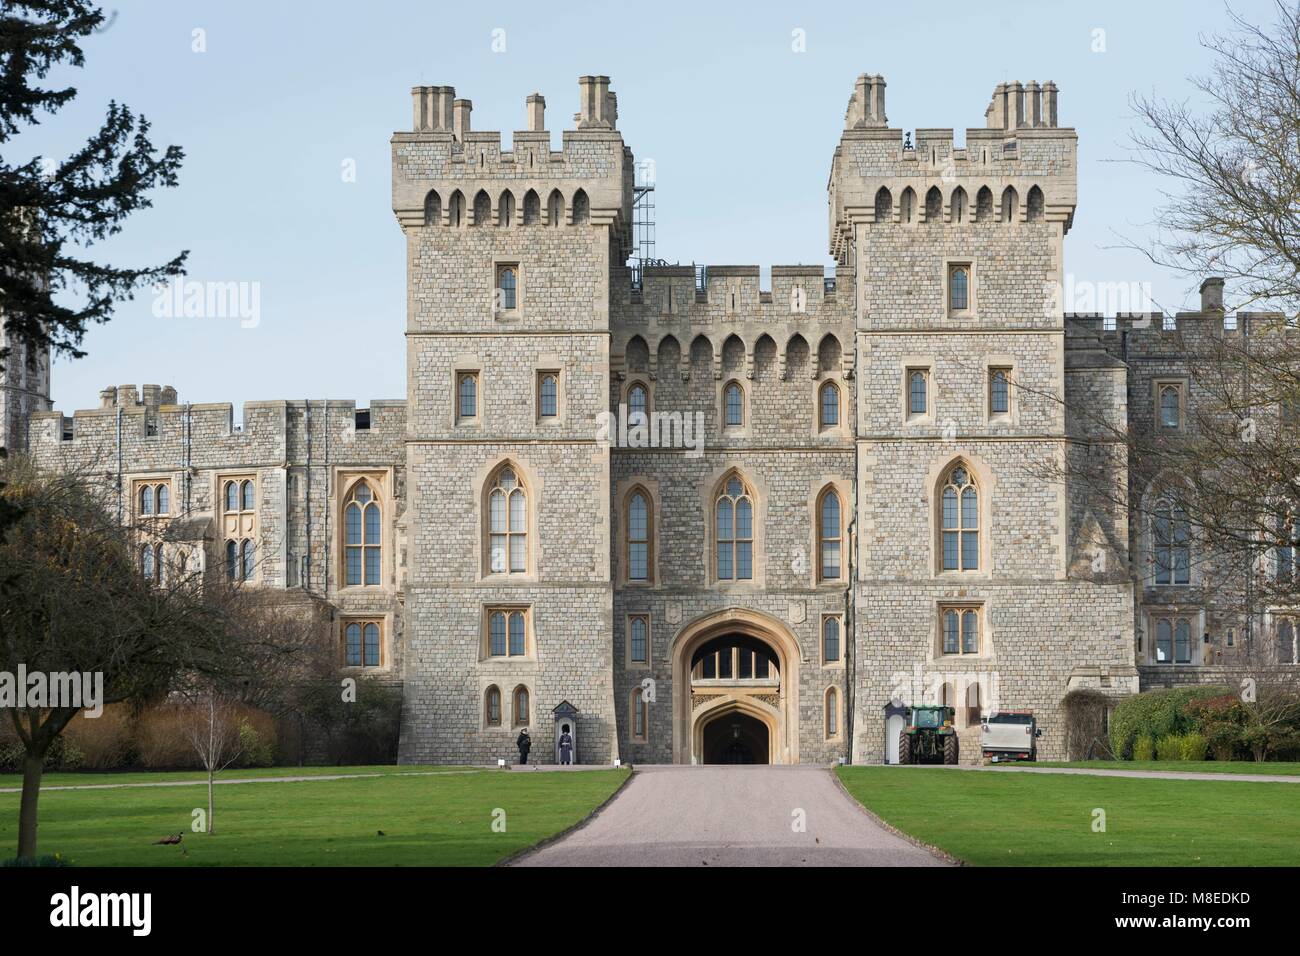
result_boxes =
[17,0,1275,413]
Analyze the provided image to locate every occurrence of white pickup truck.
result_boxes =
[981,711,1042,762]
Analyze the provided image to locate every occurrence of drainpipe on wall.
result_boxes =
[322,401,330,594]
[183,402,192,514]
[115,406,123,523]
[304,400,312,593]
[844,481,857,764]
[1242,314,1254,653]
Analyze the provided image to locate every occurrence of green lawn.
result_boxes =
[0,767,629,866]
[0,764,476,790]
[836,766,1300,866]
[1029,760,1300,776]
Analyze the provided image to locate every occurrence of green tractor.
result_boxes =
[896,705,959,765]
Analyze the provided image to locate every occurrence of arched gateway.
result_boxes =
[670,609,801,764]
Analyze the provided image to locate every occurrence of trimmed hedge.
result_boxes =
[1109,686,1233,759]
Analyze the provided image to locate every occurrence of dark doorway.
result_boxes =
[701,712,769,764]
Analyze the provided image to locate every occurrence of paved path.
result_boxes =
[513,765,949,867]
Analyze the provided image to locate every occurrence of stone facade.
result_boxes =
[17,73,1292,766]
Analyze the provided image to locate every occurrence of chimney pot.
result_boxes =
[1200,277,1225,313]
[526,93,546,132]
[452,98,472,140]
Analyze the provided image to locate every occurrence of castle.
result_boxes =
[15,74,1298,766]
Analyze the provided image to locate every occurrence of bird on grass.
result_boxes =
[152,833,183,845]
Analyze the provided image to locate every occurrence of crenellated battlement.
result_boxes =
[29,396,406,454]
[615,263,853,328]
[828,75,1077,261]
[1068,310,1293,338]
[392,75,635,254]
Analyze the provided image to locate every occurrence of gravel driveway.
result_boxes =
[512,764,949,867]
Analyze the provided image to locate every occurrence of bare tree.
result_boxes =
[179,686,243,834]
[1128,1,1300,319]
[1045,3,1300,670]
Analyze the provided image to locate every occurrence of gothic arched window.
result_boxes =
[627,382,648,421]
[627,490,652,582]
[539,373,558,418]
[909,370,928,416]
[240,538,255,581]
[344,480,382,586]
[819,381,840,428]
[724,382,744,427]
[457,372,477,421]
[818,488,842,581]
[344,621,381,667]
[825,687,840,738]
[990,369,1010,415]
[715,473,754,581]
[822,615,841,663]
[485,686,502,727]
[941,606,981,655]
[513,685,530,726]
[631,687,648,741]
[486,609,528,658]
[940,463,979,571]
[487,466,528,575]
[1152,497,1190,584]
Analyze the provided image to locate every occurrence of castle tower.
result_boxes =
[392,77,633,763]
[0,317,53,454]
[829,76,1135,762]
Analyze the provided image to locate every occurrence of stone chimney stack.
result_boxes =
[141,384,161,407]
[452,98,472,140]
[847,74,888,129]
[1200,277,1225,313]
[575,75,615,129]
[526,93,546,131]
[411,86,455,132]
[870,74,887,127]
[100,387,116,408]
[160,386,178,405]
[987,83,1007,130]
[850,74,870,128]
[1026,81,1042,127]
[116,384,139,406]
[1043,82,1059,128]
[988,81,1059,130]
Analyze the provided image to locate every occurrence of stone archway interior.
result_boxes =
[701,711,770,764]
